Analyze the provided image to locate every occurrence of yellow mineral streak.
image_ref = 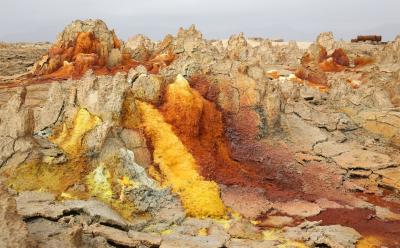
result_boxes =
[356,236,383,248]
[86,163,113,200]
[5,160,88,196]
[197,228,208,236]
[263,229,308,248]
[49,108,102,156]
[5,108,101,196]
[118,175,135,188]
[214,219,231,230]
[5,107,137,220]
[136,93,226,217]
[148,165,163,183]
[86,160,137,220]
[161,229,174,235]
[60,192,76,199]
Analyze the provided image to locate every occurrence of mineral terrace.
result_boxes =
[1,19,400,248]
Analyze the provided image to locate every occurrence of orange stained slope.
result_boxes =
[318,48,349,72]
[354,56,375,68]
[160,75,293,192]
[136,91,226,218]
[296,46,353,88]
[295,67,329,90]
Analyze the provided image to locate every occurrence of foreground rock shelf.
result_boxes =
[1,19,400,248]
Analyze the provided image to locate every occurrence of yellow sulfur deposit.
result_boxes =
[5,159,88,196]
[136,99,226,218]
[5,108,103,196]
[263,229,308,248]
[49,108,102,156]
[197,228,208,236]
[85,161,137,220]
[5,107,137,220]
[86,163,113,200]
[356,236,383,248]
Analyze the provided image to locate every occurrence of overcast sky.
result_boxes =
[0,0,399,42]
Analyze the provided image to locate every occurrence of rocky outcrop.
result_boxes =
[125,34,154,61]
[32,19,123,77]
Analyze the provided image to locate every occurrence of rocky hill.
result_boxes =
[0,19,400,248]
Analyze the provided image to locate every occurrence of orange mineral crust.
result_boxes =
[295,67,329,89]
[161,75,257,186]
[296,46,353,88]
[331,48,350,66]
[161,75,303,201]
[318,48,350,73]
[136,95,226,218]
[319,59,346,72]
[27,29,175,82]
[354,56,375,68]
[33,32,105,77]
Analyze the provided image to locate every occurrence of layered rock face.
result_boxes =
[1,19,400,248]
